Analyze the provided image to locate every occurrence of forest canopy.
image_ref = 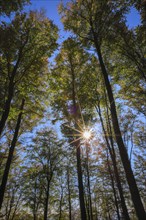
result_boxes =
[0,1,145,220]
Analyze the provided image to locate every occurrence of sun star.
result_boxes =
[83,130,91,140]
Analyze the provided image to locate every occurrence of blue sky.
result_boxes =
[27,0,140,36]
[26,0,69,40]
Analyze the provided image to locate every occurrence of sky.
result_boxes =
[0,1,142,150]
[26,0,69,40]
[26,0,141,38]
[24,0,141,122]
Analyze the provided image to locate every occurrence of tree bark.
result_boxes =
[67,167,72,220]
[106,151,121,220]
[59,184,63,220]
[11,192,22,220]
[94,39,146,219]
[0,53,22,137]
[0,98,25,210]
[44,180,50,220]
[76,141,87,220]
[70,55,87,220]
[85,142,93,220]
[33,179,38,220]
[0,81,14,136]
[96,103,130,220]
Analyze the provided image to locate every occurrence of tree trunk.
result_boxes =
[0,54,22,137]
[33,213,37,220]
[0,99,25,210]
[67,167,72,220]
[84,186,90,220]
[85,142,93,220]
[44,181,50,220]
[0,81,14,137]
[94,39,146,219]
[96,103,130,220]
[11,192,22,220]
[33,179,38,220]
[59,184,63,220]
[76,140,87,220]
[106,151,121,220]
[70,56,87,220]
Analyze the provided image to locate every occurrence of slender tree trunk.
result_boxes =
[94,200,98,220]
[11,192,22,220]
[94,39,146,219]
[67,167,72,220]
[0,54,22,137]
[129,129,134,163]
[108,211,112,220]
[106,151,121,220]
[0,81,14,137]
[111,147,130,219]
[104,97,131,220]
[93,191,99,220]
[59,184,63,220]
[6,188,16,220]
[70,57,87,220]
[44,181,50,220]
[84,187,90,220]
[33,179,38,220]
[33,213,37,220]
[44,194,49,220]
[0,99,25,210]
[96,103,130,220]
[76,140,87,220]
[85,142,93,220]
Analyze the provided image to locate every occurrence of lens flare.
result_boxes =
[83,130,91,140]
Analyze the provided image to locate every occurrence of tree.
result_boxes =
[59,1,146,218]
[105,23,146,115]
[49,38,98,220]
[25,128,65,220]
[0,99,25,210]
[0,165,24,220]
[22,166,44,220]
[0,10,58,137]
[95,98,130,219]
[0,0,29,16]
[133,122,146,205]
[0,9,58,212]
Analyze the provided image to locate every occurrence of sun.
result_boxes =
[64,121,93,146]
[82,130,91,140]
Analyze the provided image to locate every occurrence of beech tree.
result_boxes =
[59,1,146,218]
[0,0,29,16]
[24,129,65,220]
[0,1,145,219]
[0,9,58,211]
[0,10,58,137]
[49,37,98,220]
[95,99,130,219]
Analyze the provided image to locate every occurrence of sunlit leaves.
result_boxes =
[0,10,58,132]
[49,37,99,123]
